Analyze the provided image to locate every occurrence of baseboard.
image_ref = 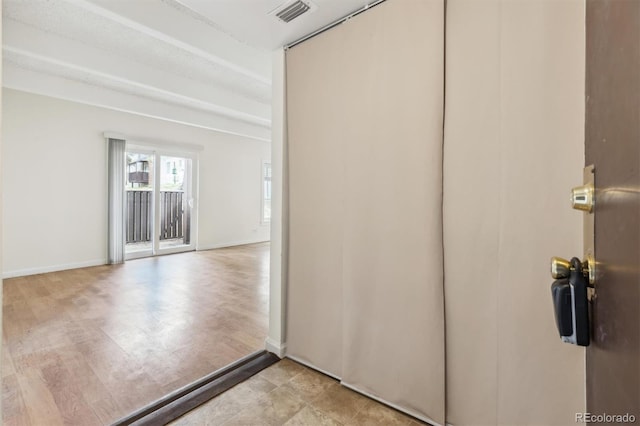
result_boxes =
[197,238,270,252]
[2,241,271,278]
[2,259,107,279]
[264,338,287,358]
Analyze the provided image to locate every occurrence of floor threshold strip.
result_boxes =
[111,350,280,426]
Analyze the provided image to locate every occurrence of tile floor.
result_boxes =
[170,358,427,426]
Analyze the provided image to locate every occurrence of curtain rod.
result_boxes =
[284,0,388,49]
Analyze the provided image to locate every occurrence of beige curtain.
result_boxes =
[286,0,445,423]
[286,27,346,376]
[443,1,586,425]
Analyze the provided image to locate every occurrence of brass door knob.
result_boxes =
[551,257,571,279]
[550,256,595,285]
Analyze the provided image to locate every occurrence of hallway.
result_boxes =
[2,243,269,425]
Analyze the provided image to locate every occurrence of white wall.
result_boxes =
[2,89,270,277]
[266,48,286,357]
[1,7,4,422]
[197,132,271,250]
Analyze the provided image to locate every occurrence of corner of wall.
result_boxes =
[265,337,287,358]
[267,47,287,350]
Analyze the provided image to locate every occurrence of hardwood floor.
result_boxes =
[2,243,270,426]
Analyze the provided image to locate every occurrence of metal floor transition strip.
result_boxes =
[111,350,280,426]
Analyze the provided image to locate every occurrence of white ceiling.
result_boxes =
[177,0,374,49]
[2,0,376,140]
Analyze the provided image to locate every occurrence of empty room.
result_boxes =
[1,0,638,425]
[2,0,273,423]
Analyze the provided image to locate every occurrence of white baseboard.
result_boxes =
[2,259,107,279]
[265,338,287,358]
[197,238,270,251]
[2,240,271,278]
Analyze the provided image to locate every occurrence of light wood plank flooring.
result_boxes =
[2,242,270,426]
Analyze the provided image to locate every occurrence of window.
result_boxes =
[262,162,272,223]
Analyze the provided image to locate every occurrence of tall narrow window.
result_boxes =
[262,162,272,223]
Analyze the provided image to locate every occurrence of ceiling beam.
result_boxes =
[4,46,271,128]
[65,0,271,85]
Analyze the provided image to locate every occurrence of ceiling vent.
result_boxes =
[272,0,315,23]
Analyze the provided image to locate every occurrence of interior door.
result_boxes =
[585,0,640,418]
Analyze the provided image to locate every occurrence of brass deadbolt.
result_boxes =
[571,183,594,213]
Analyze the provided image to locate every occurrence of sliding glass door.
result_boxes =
[125,148,196,260]
[157,155,193,253]
[125,150,154,258]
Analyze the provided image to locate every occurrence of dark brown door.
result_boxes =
[585,0,640,420]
